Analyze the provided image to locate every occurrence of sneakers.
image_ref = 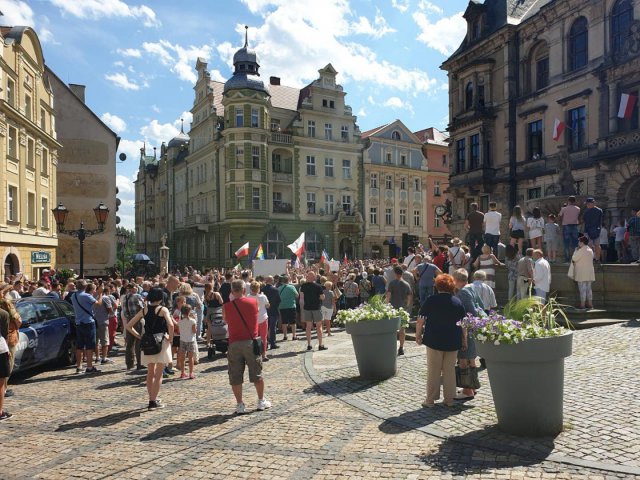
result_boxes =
[235,402,246,415]
[0,411,13,422]
[257,398,272,411]
[4,389,13,398]
[307,345,313,351]
[164,367,175,376]
[318,345,328,351]
[148,400,165,411]
[397,347,405,356]
[101,358,114,364]
[85,366,101,374]
[262,357,270,362]
[75,367,82,374]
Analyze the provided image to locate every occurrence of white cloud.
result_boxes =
[101,112,127,133]
[116,174,135,194]
[151,104,161,113]
[383,96,414,115]
[105,72,142,91]
[351,10,396,39]
[357,108,366,117]
[117,47,142,58]
[413,10,466,56]
[117,138,143,164]
[113,60,125,67]
[416,0,444,15]
[0,0,56,42]
[391,0,409,13]
[142,40,212,83]
[222,3,437,95]
[49,0,161,27]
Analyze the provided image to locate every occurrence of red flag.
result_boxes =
[234,242,249,258]
[343,252,348,264]
[287,232,305,257]
[552,118,565,141]
[618,93,638,119]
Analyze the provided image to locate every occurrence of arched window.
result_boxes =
[305,231,323,260]
[612,0,634,57]
[569,17,588,71]
[391,131,401,140]
[264,229,285,260]
[531,42,549,91]
[465,82,474,110]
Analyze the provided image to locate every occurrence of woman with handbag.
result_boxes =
[570,236,596,309]
[127,288,174,410]
[415,274,465,408]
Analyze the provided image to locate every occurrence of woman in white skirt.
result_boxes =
[127,288,174,410]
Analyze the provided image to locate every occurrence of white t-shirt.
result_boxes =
[179,316,197,343]
[599,226,609,245]
[248,293,269,323]
[613,226,626,242]
[484,211,502,235]
[527,217,545,239]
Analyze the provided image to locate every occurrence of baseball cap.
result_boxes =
[586,197,595,203]
[391,258,398,264]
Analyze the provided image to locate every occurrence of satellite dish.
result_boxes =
[119,153,126,161]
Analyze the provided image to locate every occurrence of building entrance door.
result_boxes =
[4,253,19,279]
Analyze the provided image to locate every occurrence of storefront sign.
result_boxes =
[31,251,51,264]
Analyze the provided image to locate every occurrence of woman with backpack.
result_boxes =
[358,272,372,304]
[203,283,223,349]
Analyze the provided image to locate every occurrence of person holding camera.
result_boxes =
[516,248,535,299]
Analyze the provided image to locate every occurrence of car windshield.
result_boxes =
[16,302,37,326]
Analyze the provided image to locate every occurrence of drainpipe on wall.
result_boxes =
[508,29,520,209]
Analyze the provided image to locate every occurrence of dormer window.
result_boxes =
[391,131,401,140]
[248,65,254,72]
[239,64,246,71]
[472,18,482,39]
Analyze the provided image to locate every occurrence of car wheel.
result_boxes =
[59,337,76,366]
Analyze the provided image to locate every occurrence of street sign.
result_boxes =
[31,251,51,264]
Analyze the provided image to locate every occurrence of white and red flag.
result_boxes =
[552,118,566,141]
[234,242,250,258]
[618,93,638,119]
[287,232,305,257]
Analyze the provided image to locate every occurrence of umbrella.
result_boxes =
[131,253,151,262]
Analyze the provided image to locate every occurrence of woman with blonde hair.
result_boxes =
[321,281,336,336]
[509,205,526,254]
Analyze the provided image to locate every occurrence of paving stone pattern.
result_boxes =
[0,323,637,479]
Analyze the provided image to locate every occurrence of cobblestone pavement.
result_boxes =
[0,323,638,479]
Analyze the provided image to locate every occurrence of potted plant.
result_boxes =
[335,295,410,381]
[459,297,572,437]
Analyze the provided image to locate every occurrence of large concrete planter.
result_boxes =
[345,317,401,381]
[476,331,573,437]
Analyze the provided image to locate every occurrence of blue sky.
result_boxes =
[1,0,469,229]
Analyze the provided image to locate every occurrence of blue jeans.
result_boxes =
[268,312,279,347]
[419,285,434,306]
[563,225,579,261]
[484,234,500,254]
[535,288,548,301]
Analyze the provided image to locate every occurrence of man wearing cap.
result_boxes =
[582,197,604,261]
[559,196,581,262]
[71,281,105,374]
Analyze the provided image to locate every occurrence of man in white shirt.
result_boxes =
[483,201,502,255]
[532,249,551,300]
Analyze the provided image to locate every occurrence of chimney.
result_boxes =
[270,76,280,86]
[69,84,86,103]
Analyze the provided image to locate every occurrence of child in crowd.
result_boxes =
[248,281,270,362]
[544,214,561,262]
[178,304,197,379]
[170,295,184,374]
[613,220,627,262]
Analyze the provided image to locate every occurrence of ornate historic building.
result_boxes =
[442,0,640,237]
[136,33,364,267]
[0,26,60,280]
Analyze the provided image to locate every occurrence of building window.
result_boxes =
[272,154,291,173]
[251,187,260,210]
[574,179,585,195]
[385,208,393,225]
[306,156,316,176]
[612,0,634,57]
[434,216,441,228]
[385,175,392,190]
[527,120,543,160]
[251,108,259,127]
[456,139,466,173]
[465,82,474,110]
[569,17,588,71]
[528,187,542,200]
[235,146,244,168]
[399,209,407,226]
[385,152,392,163]
[400,176,407,191]
[308,120,316,137]
[568,106,587,151]
[27,192,36,226]
[442,154,447,166]
[305,231,322,260]
[322,99,335,109]
[27,138,35,168]
[41,197,49,229]
[342,195,351,214]
[271,119,280,131]
[341,125,349,140]
[392,131,401,140]
[252,146,260,169]
[414,210,421,227]
[536,56,549,90]
[235,107,244,127]
[236,186,245,209]
[434,180,441,196]
[325,123,332,140]
[272,191,282,211]
[400,154,407,166]
[470,134,480,169]
[413,178,421,192]
[7,186,17,222]
[370,173,378,189]
[8,126,17,159]
[325,194,334,215]
[25,95,32,120]
[324,158,334,177]
[307,192,316,214]
[370,207,377,225]
[6,78,14,107]
[265,230,284,259]
[342,159,351,179]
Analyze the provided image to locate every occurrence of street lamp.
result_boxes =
[116,231,128,277]
[52,202,110,278]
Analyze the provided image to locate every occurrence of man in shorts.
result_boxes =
[223,279,271,415]
[386,266,412,356]
[299,271,326,352]
[277,276,299,341]
[92,283,114,365]
[71,280,105,374]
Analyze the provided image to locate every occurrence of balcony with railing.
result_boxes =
[185,214,210,228]
[271,132,293,145]
[272,202,293,214]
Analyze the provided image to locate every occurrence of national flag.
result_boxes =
[552,118,565,141]
[294,256,301,269]
[618,93,638,119]
[256,244,264,260]
[287,232,305,257]
[321,249,330,264]
[233,263,242,271]
[343,252,348,264]
[234,242,250,258]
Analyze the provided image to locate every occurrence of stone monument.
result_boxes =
[159,234,169,275]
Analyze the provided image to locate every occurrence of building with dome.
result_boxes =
[135,29,365,267]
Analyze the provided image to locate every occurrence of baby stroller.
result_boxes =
[207,316,229,359]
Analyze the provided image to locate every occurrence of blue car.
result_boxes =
[13,297,77,372]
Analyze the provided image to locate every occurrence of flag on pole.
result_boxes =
[321,249,330,264]
[233,263,242,271]
[618,93,638,119]
[294,256,301,269]
[256,244,265,260]
[234,242,250,258]
[287,232,305,257]
[552,118,566,141]
[343,252,348,265]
